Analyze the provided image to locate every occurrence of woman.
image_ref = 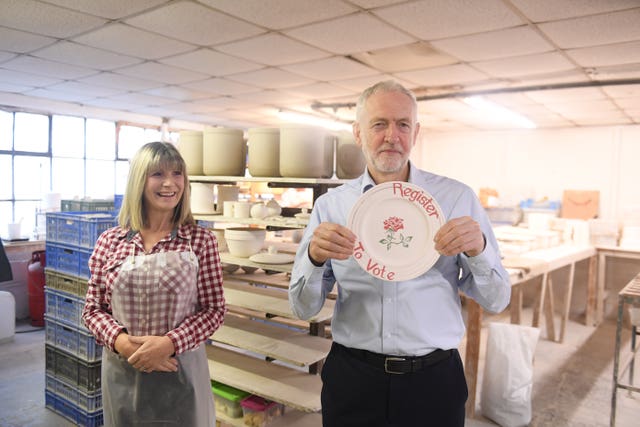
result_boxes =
[82,141,226,426]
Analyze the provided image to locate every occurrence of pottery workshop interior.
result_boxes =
[1,1,640,426]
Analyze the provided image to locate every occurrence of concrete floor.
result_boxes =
[1,308,638,427]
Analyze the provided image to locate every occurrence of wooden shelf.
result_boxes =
[223,280,334,324]
[195,214,308,229]
[207,345,322,413]
[226,271,338,300]
[217,409,322,427]
[220,253,293,274]
[189,175,344,185]
[212,314,331,367]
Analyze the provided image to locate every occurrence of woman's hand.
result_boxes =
[126,335,178,373]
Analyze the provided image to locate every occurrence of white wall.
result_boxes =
[413,124,640,221]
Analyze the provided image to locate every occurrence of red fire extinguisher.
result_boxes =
[28,250,46,327]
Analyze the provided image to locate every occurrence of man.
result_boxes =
[289,80,511,426]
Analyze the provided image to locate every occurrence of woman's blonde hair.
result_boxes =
[118,141,194,230]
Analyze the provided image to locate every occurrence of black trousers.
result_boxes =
[321,342,468,427]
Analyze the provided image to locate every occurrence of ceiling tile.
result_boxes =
[1,56,98,80]
[373,0,523,40]
[0,27,55,53]
[105,92,176,107]
[33,41,143,70]
[231,90,307,105]
[589,63,640,81]
[0,51,16,63]
[24,88,95,103]
[42,0,170,19]
[143,86,213,101]
[525,87,607,103]
[538,9,640,49]
[284,12,414,55]
[181,78,260,96]
[79,72,162,91]
[215,34,330,66]
[126,2,263,46]
[544,99,619,115]
[115,62,208,84]
[193,96,259,110]
[395,64,490,88]
[510,0,640,23]
[0,82,34,93]
[81,97,138,111]
[281,56,378,80]
[332,74,409,92]
[432,26,553,62]
[0,68,62,87]
[602,84,640,98]
[159,101,225,114]
[282,82,355,99]
[348,0,406,7]
[227,68,316,89]
[73,23,195,60]
[616,96,640,109]
[0,0,106,38]
[160,49,262,76]
[566,40,640,67]
[47,81,125,98]
[200,0,357,30]
[351,41,458,73]
[472,52,576,78]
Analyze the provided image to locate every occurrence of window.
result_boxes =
[1,109,169,239]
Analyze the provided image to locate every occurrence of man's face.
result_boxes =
[353,90,420,179]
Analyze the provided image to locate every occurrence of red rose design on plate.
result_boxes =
[380,216,413,250]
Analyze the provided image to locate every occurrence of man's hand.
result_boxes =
[308,222,357,265]
[434,216,485,257]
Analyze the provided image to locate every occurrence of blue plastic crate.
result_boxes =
[45,315,101,362]
[45,345,101,393]
[46,374,102,413]
[45,288,86,329]
[46,242,93,278]
[45,389,103,427]
[46,211,117,248]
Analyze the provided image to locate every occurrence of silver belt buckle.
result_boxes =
[384,356,406,374]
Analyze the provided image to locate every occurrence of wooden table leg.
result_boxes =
[559,262,576,343]
[532,272,547,328]
[544,276,557,342]
[585,255,598,326]
[597,252,606,325]
[510,284,523,324]
[465,299,482,419]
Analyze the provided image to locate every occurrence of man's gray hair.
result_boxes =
[355,80,418,122]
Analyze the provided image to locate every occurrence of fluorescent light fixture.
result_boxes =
[463,96,537,129]
[277,110,352,131]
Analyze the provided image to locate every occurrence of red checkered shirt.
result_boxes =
[82,223,226,354]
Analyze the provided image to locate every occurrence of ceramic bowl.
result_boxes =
[224,227,266,258]
[210,228,227,252]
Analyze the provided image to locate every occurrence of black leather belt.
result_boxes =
[336,343,453,374]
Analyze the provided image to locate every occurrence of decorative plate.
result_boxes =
[347,181,445,281]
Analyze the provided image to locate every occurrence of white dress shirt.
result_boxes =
[289,163,511,356]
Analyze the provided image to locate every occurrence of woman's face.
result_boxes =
[143,163,185,215]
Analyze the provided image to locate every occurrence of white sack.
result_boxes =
[480,322,540,427]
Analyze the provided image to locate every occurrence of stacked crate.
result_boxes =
[44,211,117,427]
